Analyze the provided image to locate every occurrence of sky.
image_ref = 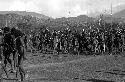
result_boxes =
[0,0,125,18]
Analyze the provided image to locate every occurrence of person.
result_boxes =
[2,27,15,73]
[11,27,25,81]
[0,29,3,60]
[11,27,26,60]
[24,35,28,51]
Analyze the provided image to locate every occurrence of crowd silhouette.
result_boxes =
[27,22,125,56]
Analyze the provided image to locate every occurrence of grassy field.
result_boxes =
[2,52,125,82]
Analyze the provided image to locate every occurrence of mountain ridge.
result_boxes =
[0,11,50,19]
[113,9,125,18]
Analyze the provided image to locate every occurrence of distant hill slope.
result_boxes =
[0,11,50,19]
[94,13,125,23]
[55,15,95,23]
[43,15,95,31]
[113,9,125,18]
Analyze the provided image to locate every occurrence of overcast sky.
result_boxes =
[0,0,125,18]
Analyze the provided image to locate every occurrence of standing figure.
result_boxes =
[11,27,25,81]
[0,29,3,60]
[2,27,15,73]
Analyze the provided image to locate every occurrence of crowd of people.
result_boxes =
[0,21,125,81]
[28,23,125,55]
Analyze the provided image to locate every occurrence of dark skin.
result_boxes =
[0,27,25,81]
[11,28,25,81]
[2,32,15,72]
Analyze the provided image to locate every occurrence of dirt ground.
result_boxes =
[2,52,125,82]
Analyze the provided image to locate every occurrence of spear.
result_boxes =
[111,3,113,29]
[5,19,8,27]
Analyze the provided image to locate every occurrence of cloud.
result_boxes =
[0,0,15,11]
[9,0,26,11]
[0,0,125,18]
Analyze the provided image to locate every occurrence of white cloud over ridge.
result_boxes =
[0,0,125,18]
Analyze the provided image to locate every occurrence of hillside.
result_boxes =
[0,11,50,19]
[0,12,48,35]
[113,9,125,18]
[44,15,95,31]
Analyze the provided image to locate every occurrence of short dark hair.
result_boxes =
[3,27,10,33]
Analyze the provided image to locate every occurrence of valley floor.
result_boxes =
[2,53,125,82]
